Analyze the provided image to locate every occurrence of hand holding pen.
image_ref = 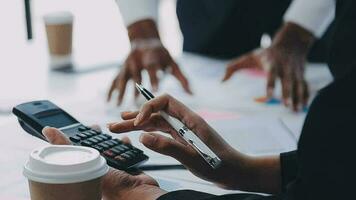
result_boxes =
[108,91,258,189]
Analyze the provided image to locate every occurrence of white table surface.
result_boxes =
[0,46,333,199]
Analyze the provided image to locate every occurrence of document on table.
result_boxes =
[209,115,297,155]
[131,111,297,167]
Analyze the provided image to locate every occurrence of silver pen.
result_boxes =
[135,83,222,169]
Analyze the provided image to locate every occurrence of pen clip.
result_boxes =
[188,139,221,169]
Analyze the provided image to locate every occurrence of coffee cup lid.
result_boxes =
[23,145,109,184]
[43,11,73,25]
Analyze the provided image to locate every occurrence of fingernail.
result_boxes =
[121,111,131,115]
[42,126,52,141]
[42,126,51,134]
[134,113,142,126]
[106,123,114,128]
[139,133,156,146]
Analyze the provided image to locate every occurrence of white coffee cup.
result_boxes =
[44,11,74,70]
[23,145,109,200]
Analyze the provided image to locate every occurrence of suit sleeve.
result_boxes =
[279,151,298,192]
[157,190,216,200]
[157,190,273,200]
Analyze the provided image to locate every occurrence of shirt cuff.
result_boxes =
[116,0,159,26]
[284,0,335,38]
[280,151,298,192]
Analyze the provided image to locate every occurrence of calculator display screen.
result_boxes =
[37,113,76,128]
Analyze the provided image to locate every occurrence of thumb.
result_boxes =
[42,126,72,145]
[139,132,196,165]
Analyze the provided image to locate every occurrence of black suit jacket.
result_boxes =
[176,0,331,61]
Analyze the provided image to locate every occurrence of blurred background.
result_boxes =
[0,0,182,115]
[0,0,181,100]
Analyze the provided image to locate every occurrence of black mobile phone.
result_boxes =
[13,100,148,170]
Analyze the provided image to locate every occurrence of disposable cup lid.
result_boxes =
[44,11,73,25]
[23,145,109,184]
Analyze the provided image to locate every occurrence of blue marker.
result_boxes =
[266,98,281,105]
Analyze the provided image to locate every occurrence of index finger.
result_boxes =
[107,77,117,102]
[109,114,172,134]
[292,79,304,112]
[281,75,292,107]
[170,61,192,94]
[117,70,129,105]
[223,53,262,82]
[266,66,277,98]
[134,94,196,127]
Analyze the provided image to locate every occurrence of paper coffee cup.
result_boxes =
[44,11,74,69]
[23,145,109,200]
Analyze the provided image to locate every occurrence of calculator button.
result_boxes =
[125,151,136,158]
[103,150,116,158]
[120,145,130,151]
[93,129,102,134]
[103,134,112,140]
[114,155,126,162]
[111,139,121,145]
[69,136,81,143]
[78,126,87,132]
[81,141,93,147]
[88,130,98,135]
[102,141,111,147]
[97,135,108,140]
[121,153,132,160]
[92,145,104,152]
[83,132,93,137]
[77,133,88,139]
[92,136,104,142]
[105,141,115,147]
[98,143,110,149]
[113,145,126,152]
[111,148,122,155]
[88,138,99,144]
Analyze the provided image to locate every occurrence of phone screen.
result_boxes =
[37,113,77,128]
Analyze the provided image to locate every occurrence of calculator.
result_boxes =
[13,100,148,170]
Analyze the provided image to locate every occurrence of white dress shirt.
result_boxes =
[284,0,335,37]
[116,0,159,26]
[116,0,335,38]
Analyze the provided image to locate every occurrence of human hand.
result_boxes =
[223,23,315,111]
[42,127,166,200]
[107,20,191,105]
[107,94,255,189]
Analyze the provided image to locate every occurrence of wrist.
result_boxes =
[215,149,253,189]
[242,155,281,194]
[220,151,281,194]
[122,184,167,200]
[272,22,315,56]
[130,38,163,50]
[128,19,160,41]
